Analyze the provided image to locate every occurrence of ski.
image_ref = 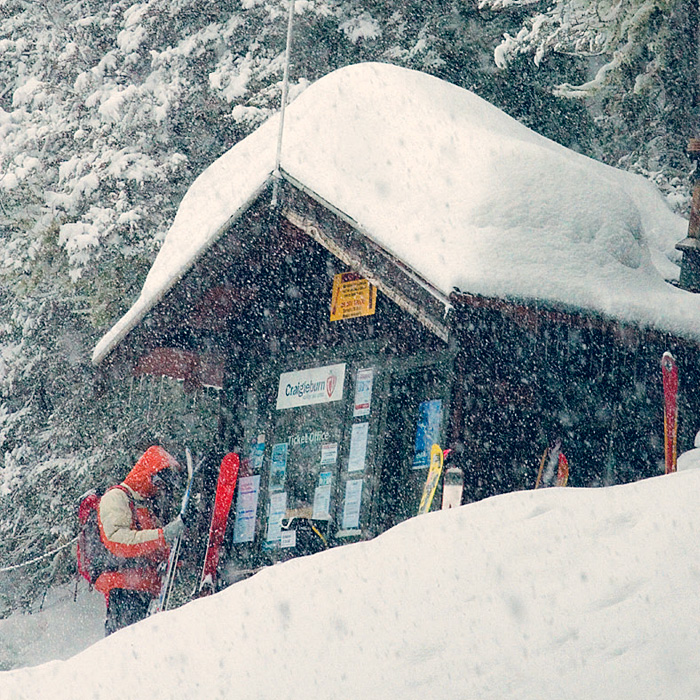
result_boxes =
[661,351,679,474]
[418,443,444,515]
[198,452,240,596]
[150,448,195,615]
[534,447,548,490]
[535,440,565,489]
[556,452,569,487]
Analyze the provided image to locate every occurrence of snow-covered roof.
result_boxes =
[93,62,693,365]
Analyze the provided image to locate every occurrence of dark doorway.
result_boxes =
[374,359,452,531]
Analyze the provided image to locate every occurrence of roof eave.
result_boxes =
[91,175,275,366]
[279,169,452,342]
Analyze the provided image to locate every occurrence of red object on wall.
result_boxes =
[661,352,679,474]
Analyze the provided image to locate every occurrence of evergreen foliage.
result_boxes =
[0,0,695,613]
[483,0,699,204]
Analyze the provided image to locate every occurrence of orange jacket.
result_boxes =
[96,446,178,596]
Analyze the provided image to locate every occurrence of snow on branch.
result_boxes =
[488,0,668,97]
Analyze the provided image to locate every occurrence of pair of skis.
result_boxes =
[417,444,444,515]
[417,444,464,514]
[534,443,569,489]
[198,452,240,597]
[152,450,240,613]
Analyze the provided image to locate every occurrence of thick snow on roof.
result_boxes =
[93,62,692,364]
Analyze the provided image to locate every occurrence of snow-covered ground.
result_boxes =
[3,465,700,699]
[0,582,104,672]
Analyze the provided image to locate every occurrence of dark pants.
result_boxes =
[105,588,152,636]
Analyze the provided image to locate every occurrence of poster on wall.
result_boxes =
[269,443,288,491]
[347,422,369,472]
[281,530,296,548]
[320,442,338,465]
[250,434,265,472]
[276,363,346,410]
[233,475,261,543]
[312,482,332,520]
[342,479,363,530]
[412,399,443,468]
[330,272,377,322]
[313,471,333,519]
[266,491,287,544]
[353,368,374,417]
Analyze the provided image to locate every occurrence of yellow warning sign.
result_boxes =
[330,272,377,322]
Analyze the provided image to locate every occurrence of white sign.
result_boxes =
[266,491,287,543]
[348,422,369,472]
[280,530,297,548]
[342,479,363,530]
[276,363,346,410]
[353,368,374,417]
[233,475,261,544]
[320,442,338,465]
[312,484,332,520]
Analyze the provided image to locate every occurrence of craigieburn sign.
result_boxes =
[276,363,346,410]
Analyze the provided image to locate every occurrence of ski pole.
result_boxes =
[534,448,548,489]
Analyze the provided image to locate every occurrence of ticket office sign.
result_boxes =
[330,272,377,322]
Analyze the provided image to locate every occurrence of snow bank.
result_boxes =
[93,62,694,364]
[0,583,104,671]
[4,470,700,699]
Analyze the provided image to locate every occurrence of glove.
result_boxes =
[163,515,185,545]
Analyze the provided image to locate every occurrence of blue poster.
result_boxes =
[250,434,265,472]
[269,442,288,491]
[412,399,443,468]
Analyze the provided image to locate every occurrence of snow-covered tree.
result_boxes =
[483,0,699,208]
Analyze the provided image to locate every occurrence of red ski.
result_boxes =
[661,352,679,474]
[556,452,569,487]
[199,453,240,596]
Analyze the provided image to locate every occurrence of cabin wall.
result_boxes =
[107,191,700,586]
[217,290,455,574]
[104,197,464,579]
[153,213,457,574]
[452,300,700,502]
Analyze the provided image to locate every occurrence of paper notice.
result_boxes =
[342,479,363,530]
[348,422,369,472]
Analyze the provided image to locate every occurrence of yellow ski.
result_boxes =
[418,444,444,515]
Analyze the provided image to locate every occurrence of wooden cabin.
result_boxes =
[93,63,700,578]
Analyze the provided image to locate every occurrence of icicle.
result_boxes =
[145,376,154,423]
[157,374,165,409]
[156,374,166,436]
[135,375,144,432]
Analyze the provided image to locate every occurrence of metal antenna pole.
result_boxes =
[271,0,295,208]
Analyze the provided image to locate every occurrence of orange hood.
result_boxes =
[123,446,179,498]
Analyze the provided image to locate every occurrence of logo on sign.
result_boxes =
[326,372,337,398]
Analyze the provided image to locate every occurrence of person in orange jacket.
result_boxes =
[96,445,186,635]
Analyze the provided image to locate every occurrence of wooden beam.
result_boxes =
[279,174,451,342]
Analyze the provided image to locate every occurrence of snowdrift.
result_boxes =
[3,470,700,699]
